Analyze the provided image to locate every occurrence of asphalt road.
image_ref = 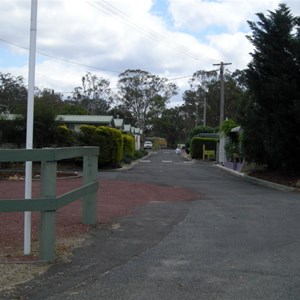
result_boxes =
[5,150,300,299]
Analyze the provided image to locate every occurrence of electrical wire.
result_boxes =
[0,37,121,74]
[86,0,204,62]
[0,36,196,85]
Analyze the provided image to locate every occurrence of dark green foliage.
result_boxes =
[33,98,59,148]
[0,116,25,147]
[188,125,215,142]
[134,149,148,159]
[220,119,243,161]
[240,4,300,171]
[182,69,246,128]
[56,125,75,147]
[190,137,217,159]
[0,73,27,113]
[220,119,238,137]
[151,107,187,148]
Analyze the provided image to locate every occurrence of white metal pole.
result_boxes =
[24,0,38,255]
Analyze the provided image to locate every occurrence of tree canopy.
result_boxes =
[182,69,246,128]
[117,69,178,131]
[239,3,300,171]
[71,72,113,115]
[0,73,27,113]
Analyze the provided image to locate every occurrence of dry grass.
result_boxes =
[0,234,89,293]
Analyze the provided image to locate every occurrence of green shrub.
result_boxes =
[134,149,148,159]
[188,125,215,141]
[123,134,135,159]
[220,119,238,137]
[56,124,75,147]
[78,125,123,167]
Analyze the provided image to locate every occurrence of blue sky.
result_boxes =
[0,0,299,105]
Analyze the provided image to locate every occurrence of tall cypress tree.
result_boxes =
[241,3,300,171]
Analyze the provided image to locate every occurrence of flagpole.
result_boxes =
[24,0,38,255]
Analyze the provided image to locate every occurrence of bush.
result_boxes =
[134,149,148,159]
[56,124,75,147]
[188,125,215,141]
[123,134,135,159]
[78,125,123,168]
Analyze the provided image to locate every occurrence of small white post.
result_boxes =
[24,0,38,255]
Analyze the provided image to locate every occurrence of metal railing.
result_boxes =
[0,147,99,262]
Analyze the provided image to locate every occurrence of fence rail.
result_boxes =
[0,147,99,262]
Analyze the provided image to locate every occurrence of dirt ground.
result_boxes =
[248,169,300,188]
[0,176,200,292]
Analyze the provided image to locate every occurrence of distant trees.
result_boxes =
[239,3,300,171]
[0,73,27,113]
[71,72,113,115]
[182,69,246,128]
[151,106,187,147]
[117,69,178,131]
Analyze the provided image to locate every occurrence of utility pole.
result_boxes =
[213,61,232,125]
[213,61,232,165]
[24,0,38,255]
[203,96,207,126]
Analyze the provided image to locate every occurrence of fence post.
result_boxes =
[39,160,57,262]
[82,154,98,224]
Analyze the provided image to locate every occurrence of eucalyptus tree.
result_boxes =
[117,69,178,131]
[0,72,27,113]
[183,69,247,128]
[72,72,113,115]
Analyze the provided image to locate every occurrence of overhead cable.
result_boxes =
[86,0,203,62]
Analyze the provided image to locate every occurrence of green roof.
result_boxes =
[123,124,131,132]
[113,118,124,128]
[196,133,220,139]
[56,115,113,124]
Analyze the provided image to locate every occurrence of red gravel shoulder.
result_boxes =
[0,178,200,261]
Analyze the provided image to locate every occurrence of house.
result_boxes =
[130,127,143,151]
[1,113,143,151]
[56,115,143,150]
[56,115,113,132]
[122,124,131,134]
[112,118,124,130]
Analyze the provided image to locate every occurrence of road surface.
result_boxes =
[4,149,300,299]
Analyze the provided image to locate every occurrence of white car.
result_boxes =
[143,141,153,149]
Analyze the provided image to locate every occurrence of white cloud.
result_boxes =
[0,0,299,106]
[167,0,294,33]
[207,31,253,69]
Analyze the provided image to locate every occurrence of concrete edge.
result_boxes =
[214,164,298,193]
[118,152,153,171]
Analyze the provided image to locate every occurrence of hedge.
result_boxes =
[190,137,217,159]
[123,134,135,160]
[56,124,75,147]
[78,125,123,167]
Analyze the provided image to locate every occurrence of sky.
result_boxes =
[0,0,299,107]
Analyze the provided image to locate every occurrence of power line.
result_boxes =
[0,36,197,85]
[0,37,121,74]
[86,0,204,62]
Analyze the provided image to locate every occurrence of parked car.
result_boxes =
[143,141,153,149]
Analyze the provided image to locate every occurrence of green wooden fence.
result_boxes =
[0,147,99,262]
